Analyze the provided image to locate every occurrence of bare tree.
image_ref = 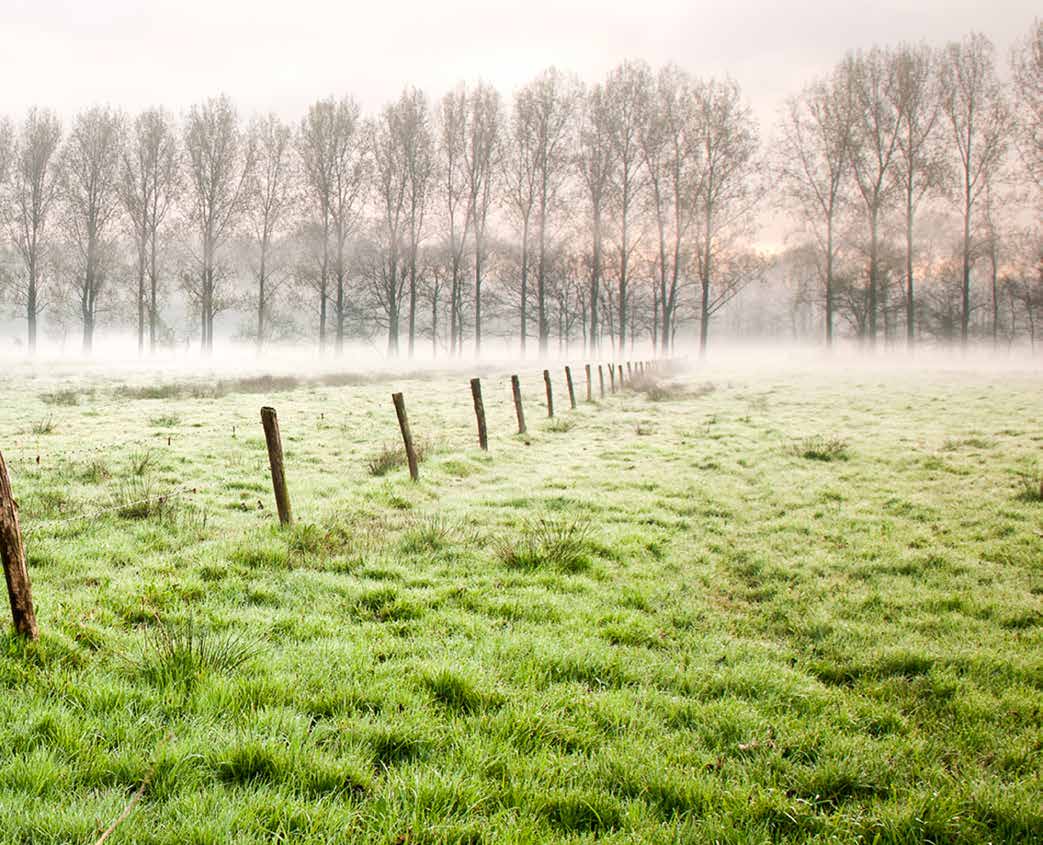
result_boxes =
[438,88,473,356]
[1010,20,1042,194]
[245,114,295,350]
[576,80,613,354]
[60,106,125,353]
[120,107,180,353]
[846,48,902,345]
[6,109,62,353]
[691,77,762,354]
[183,94,254,353]
[940,33,1010,344]
[370,99,411,355]
[503,91,539,354]
[776,67,853,346]
[297,96,366,353]
[893,43,945,345]
[605,60,651,354]
[513,68,580,356]
[465,83,501,357]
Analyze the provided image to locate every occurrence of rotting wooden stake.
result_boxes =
[0,449,39,639]
[543,369,554,418]
[260,407,293,526]
[470,378,488,451]
[585,364,592,401]
[565,366,577,410]
[392,392,420,482]
[511,375,526,434]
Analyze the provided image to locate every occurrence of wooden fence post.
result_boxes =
[585,364,592,401]
[627,362,632,379]
[543,369,554,418]
[609,364,616,393]
[392,393,420,482]
[511,375,526,435]
[565,366,577,410]
[260,407,293,526]
[618,363,625,388]
[598,365,605,398]
[470,378,488,451]
[0,449,38,640]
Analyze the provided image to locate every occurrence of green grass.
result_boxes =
[0,362,1040,843]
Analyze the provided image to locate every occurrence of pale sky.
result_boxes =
[0,0,1036,128]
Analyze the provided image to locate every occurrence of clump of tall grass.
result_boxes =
[41,388,88,407]
[791,435,849,462]
[31,417,56,435]
[497,517,594,573]
[137,617,259,689]
[1014,460,1042,502]
[546,418,576,433]
[367,440,429,476]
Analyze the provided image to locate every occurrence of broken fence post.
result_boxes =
[470,378,489,451]
[0,449,38,640]
[260,406,293,526]
[392,392,420,482]
[511,375,526,435]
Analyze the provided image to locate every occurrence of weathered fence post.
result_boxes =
[585,364,592,401]
[543,369,554,418]
[565,366,577,410]
[0,450,38,640]
[609,364,616,393]
[511,375,526,435]
[392,393,420,482]
[627,362,632,379]
[260,407,293,526]
[618,363,625,388]
[470,378,488,451]
[598,365,605,398]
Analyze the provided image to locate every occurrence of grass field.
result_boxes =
[0,359,1040,844]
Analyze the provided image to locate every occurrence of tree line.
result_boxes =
[0,21,1039,357]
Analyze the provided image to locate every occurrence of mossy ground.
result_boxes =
[0,360,1040,843]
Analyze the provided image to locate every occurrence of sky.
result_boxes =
[0,0,1036,130]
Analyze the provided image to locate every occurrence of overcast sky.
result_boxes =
[0,0,1036,128]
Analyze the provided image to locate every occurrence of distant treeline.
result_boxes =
[0,21,1039,356]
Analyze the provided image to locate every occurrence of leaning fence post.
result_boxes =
[0,449,38,640]
[511,375,526,435]
[585,364,592,401]
[598,365,605,398]
[470,378,489,451]
[260,406,293,526]
[543,369,554,418]
[609,364,616,393]
[618,363,625,389]
[392,392,420,482]
[565,366,577,410]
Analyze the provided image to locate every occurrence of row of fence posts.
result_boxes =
[2,358,665,639]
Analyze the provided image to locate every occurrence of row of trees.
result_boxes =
[0,21,1039,357]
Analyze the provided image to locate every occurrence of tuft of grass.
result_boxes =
[31,417,56,435]
[41,389,86,407]
[497,517,594,573]
[149,414,181,428]
[127,449,157,477]
[78,458,110,484]
[137,617,259,690]
[1014,460,1042,502]
[545,418,576,433]
[110,477,183,520]
[367,440,429,476]
[422,668,493,714]
[792,435,850,462]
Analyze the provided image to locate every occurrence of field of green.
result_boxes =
[0,359,1040,844]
